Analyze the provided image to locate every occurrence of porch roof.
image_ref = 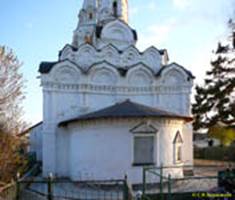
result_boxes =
[59,100,193,126]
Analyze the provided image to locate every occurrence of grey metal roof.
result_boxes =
[17,121,43,137]
[193,133,208,141]
[39,61,59,74]
[59,100,193,126]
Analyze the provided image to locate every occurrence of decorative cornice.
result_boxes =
[41,82,192,94]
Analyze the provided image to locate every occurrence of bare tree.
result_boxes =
[0,128,27,183]
[0,46,28,183]
[0,46,25,135]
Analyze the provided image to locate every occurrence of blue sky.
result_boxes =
[0,0,234,124]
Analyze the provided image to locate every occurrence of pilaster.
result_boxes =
[42,89,57,176]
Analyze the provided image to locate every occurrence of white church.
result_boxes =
[31,0,194,184]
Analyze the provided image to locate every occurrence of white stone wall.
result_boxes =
[30,123,43,161]
[41,61,193,122]
[41,58,193,179]
[182,124,193,166]
[39,0,194,182]
[56,118,188,183]
[56,127,70,177]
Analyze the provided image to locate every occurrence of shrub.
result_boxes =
[194,146,235,161]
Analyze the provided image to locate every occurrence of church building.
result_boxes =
[35,0,194,184]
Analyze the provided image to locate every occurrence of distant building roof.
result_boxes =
[17,122,43,137]
[193,133,208,141]
[59,100,193,126]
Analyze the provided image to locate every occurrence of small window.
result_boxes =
[176,146,182,162]
[131,122,157,166]
[113,1,118,17]
[133,136,154,165]
[173,131,183,163]
[89,13,93,20]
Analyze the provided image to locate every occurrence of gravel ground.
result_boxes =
[145,160,235,194]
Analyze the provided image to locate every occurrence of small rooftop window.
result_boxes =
[113,1,118,17]
[89,13,93,20]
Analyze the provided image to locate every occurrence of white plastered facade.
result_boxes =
[37,0,194,183]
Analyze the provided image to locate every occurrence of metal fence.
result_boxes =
[0,176,133,200]
[17,176,133,200]
[142,164,235,200]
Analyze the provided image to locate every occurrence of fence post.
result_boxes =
[47,173,53,200]
[167,174,171,200]
[142,167,146,198]
[16,173,20,200]
[160,165,163,200]
[123,175,128,200]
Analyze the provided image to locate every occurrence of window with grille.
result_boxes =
[133,135,154,165]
